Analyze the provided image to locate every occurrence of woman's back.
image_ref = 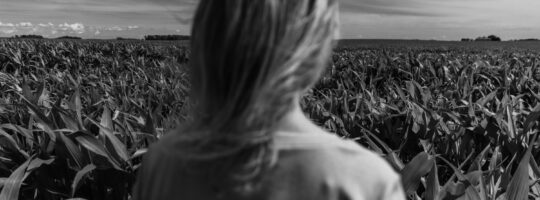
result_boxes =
[133,0,405,199]
[132,130,404,200]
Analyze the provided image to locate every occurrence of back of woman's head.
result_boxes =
[191,0,338,131]
[184,0,339,195]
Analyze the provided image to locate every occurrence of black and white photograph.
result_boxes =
[1,0,540,200]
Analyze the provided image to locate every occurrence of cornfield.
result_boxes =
[0,39,539,200]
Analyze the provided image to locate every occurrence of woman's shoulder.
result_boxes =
[273,131,404,199]
[276,131,396,175]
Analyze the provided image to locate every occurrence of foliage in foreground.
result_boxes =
[0,40,190,200]
[307,47,540,200]
[0,39,539,200]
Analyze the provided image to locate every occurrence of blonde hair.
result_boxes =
[179,0,339,196]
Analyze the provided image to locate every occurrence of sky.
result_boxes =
[0,0,539,40]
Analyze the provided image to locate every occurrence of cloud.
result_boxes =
[105,26,123,31]
[38,22,54,27]
[0,21,90,37]
[0,20,185,39]
[17,22,33,27]
[58,23,85,33]
[1,29,17,34]
[339,0,445,17]
[0,22,15,27]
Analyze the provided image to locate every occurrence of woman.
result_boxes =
[132,0,405,199]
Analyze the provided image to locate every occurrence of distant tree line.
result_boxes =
[509,38,539,41]
[10,35,83,40]
[144,35,190,41]
[116,37,140,40]
[57,36,82,40]
[461,35,501,42]
[13,35,44,39]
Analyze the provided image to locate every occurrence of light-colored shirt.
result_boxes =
[132,131,405,200]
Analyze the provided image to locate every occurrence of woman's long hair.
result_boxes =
[177,0,339,196]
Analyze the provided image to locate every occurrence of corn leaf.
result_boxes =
[505,143,533,200]
[425,159,440,200]
[57,133,85,170]
[71,132,108,158]
[27,158,54,171]
[71,164,96,197]
[0,158,31,200]
[400,152,434,195]
[86,116,129,163]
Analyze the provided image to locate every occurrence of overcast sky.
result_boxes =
[1,0,539,40]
